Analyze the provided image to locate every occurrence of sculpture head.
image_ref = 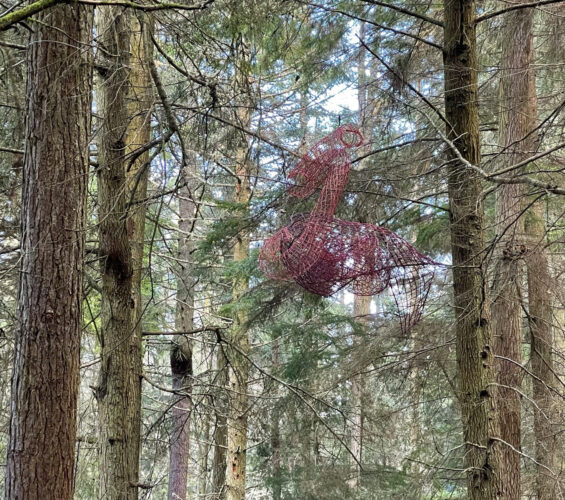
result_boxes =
[287,124,363,199]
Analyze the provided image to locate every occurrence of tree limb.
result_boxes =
[476,0,565,23]
[0,0,213,32]
[362,0,443,27]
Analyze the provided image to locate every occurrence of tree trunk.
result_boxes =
[212,346,229,499]
[526,201,556,499]
[5,4,93,498]
[225,39,253,500]
[443,1,503,497]
[348,34,371,488]
[349,296,370,489]
[270,336,282,500]
[126,13,153,495]
[168,151,199,500]
[199,413,211,498]
[96,6,138,499]
[491,5,538,497]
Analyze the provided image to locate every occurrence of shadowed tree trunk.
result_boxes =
[5,4,93,498]
[443,0,503,497]
[168,150,199,500]
[527,201,556,498]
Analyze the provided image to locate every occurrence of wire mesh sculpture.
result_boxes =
[259,124,436,332]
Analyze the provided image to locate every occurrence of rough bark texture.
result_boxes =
[507,7,557,496]
[96,7,138,499]
[526,202,556,499]
[167,153,198,500]
[443,1,503,497]
[126,13,153,495]
[491,7,538,497]
[225,41,253,499]
[5,5,93,498]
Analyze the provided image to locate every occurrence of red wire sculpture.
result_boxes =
[259,124,436,332]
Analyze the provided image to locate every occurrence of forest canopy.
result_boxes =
[1,0,565,499]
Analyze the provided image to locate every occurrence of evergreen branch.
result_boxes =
[476,0,565,23]
[305,1,442,50]
[359,37,450,128]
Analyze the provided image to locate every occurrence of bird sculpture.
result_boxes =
[259,124,436,332]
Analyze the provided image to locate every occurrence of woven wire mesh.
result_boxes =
[259,125,436,332]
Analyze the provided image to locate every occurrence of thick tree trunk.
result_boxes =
[96,7,138,499]
[5,5,93,498]
[225,41,253,499]
[443,1,503,498]
[491,6,538,497]
[168,152,199,500]
[503,6,557,497]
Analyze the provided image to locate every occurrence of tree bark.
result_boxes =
[491,6,538,497]
[126,13,153,496]
[443,1,503,497]
[212,346,229,499]
[526,202,556,499]
[96,6,138,499]
[5,4,93,498]
[225,39,253,500]
[348,34,371,489]
[168,151,199,500]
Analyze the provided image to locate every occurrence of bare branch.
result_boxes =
[362,0,443,27]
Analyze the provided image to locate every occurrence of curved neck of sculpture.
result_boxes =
[310,159,351,219]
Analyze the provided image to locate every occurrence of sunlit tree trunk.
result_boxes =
[212,346,229,499]
[5,4,93,498]
[126,13,153,495]
[225,37,254,500]
[348,28,371,488]
[443,1,503,497]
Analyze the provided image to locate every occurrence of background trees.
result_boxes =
[1,0,565,498]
